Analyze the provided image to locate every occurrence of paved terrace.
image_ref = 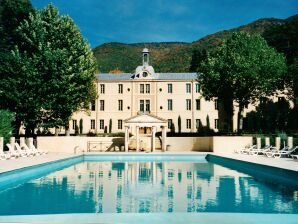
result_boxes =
[213,152,298,172]
[0,153,79,174]
[0,151,298,173]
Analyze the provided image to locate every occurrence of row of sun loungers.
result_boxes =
[0,138,47,160]
[236,144,298,159]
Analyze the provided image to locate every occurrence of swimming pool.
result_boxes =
[0,154,297,216]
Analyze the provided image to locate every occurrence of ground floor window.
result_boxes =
[72,119,77,130]
[215,119,219,129]
[196,119,201,129]
[99,119,104,129]
[91,119,95,129]
[186,119,191,129]
[118,120,123,130]
[168,119,173,129]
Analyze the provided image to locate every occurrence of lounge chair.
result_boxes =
[249,145,272,155]
[0,151,11,160]
[20,142,35,156]
[265,146,288,158]
[272,146,298,158]
[15,142,32,157]
[239,145,257,154]
[29,144,47,155]
[6,143,19,159]
[13,143,27,157]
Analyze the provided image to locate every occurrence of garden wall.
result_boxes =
[37,136,252,154]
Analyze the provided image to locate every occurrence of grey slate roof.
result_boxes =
[96,73,198,81]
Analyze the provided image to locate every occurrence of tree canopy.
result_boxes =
[0,4,97,135]
[199,32,286,132]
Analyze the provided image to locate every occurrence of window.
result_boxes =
[99,120,104,129]
[145,100,150,112]
[118,84,123,94]
[186,83,191,93]
[91,119,95,129]
[100,84,105,94]
[168,99,173,111]
[118,120,123,130]
[186,119,191,129]
[196,119,201,129]
[186,99,191,110]
[195,83,200,93]
[215,119,219,129]
[72,120,77,130]
[118,100,123,111]
[196,99,200,110]
[100,100,105,111]
[168,84,173,93]
[140,100,144,112]
[145,84,150,93]
[91,100,96,111]
[168,119,173,129]
[140,84,144,93]
[214,99,218,110]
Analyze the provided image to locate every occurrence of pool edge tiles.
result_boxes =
[0,213,298,224]
[206,154,298,187]
[83,153,208,162]
[0,155,83,190]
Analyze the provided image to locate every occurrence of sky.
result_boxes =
[31,0,298,48]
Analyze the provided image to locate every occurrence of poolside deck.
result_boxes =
[1,151,298,174]
[213,152,298,172]
[0,153,79,174]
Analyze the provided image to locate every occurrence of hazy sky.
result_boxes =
[32,0,298,48]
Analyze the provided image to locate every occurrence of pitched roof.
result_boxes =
[96,72,198,81]
[124,113,167,124]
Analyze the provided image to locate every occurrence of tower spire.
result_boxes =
[142,48,149,66]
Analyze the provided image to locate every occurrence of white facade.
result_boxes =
[71,49,220,135]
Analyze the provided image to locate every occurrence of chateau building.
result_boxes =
[71,48,219,135]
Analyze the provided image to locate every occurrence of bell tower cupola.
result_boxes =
[142,48,149,66]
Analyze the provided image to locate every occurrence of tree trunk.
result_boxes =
[55,127,59,136]
[237,103,244,133]
[218,97,233,133]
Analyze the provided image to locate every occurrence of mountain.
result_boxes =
[92,15,295,73]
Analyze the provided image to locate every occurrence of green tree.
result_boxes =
[0,0,34,52]
[189,48,207,72]
[0,4,97,135]
[178,115,181,133]
[199,32,286,132]
[0,0,34,135]
[0,110,15,144]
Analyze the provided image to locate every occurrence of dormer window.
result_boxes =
[143,71,148,77]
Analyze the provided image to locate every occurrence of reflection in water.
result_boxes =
[0,161,297,215]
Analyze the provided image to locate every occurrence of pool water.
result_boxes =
[0,156,297,215]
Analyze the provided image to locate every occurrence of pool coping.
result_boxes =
[0,153,298,223]
[0,212,298,224]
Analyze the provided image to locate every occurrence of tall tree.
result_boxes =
[189,48,207,72]
[0,0,34,134]
[263,16,298,122]
[199,32,286,132]
[0,4,97,135]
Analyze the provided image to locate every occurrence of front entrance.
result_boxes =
[139,127,152,135]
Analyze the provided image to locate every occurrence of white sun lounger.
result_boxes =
[265,146,287,158]
[6,143,19,159]
[239,145,257,154]
[29,144,47,155]
[0,151,11,160]
[249,145,272,155]
[272,146,298,158]
[15,142,32,157]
